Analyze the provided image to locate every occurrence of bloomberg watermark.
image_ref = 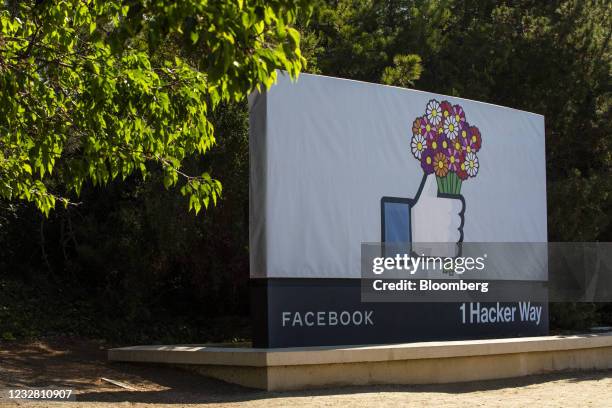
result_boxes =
[361,242,612,303]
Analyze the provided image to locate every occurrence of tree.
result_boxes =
[305,0,611,241]
[0,0,311,215]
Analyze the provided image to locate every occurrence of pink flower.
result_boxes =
[453,105,466,125]
[419,117,438,140]
[447,148,462,172]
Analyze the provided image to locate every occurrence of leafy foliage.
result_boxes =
[0,101,253,343]
[0,0,610,342]
[381,54,422,87]
[0,0,310,214]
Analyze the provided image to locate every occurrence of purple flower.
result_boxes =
[435,134,451,154]
[458,121,470,144]
[421,149,435,174]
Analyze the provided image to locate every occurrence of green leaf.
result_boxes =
[190,30,199,44]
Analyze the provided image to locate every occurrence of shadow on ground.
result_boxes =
[75,370,612,404]
[1,337,610,405]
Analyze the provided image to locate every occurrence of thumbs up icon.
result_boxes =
[381,174,464,258]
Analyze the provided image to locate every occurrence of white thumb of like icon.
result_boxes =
[410,174,465,246]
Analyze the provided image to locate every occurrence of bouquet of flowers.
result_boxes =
[410,99,482,195]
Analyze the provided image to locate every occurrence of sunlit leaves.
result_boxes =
[381,54,423,87]
[0,0,310,215]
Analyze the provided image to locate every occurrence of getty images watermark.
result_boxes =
[361,242,612,303]
[372,252,487,275]
[370,252,490,293]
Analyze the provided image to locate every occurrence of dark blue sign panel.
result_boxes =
[251,279,548,348]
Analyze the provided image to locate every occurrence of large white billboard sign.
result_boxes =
[249,73,546,280]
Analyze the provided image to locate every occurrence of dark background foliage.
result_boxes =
[1,0,610,343]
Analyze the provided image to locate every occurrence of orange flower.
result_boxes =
[412,117,422,136]
[433,152,449,177]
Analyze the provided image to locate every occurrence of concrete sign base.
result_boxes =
[108,332,612,391]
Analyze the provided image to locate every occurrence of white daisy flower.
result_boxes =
[425,100,442,126]
[464,152,479,177]
[411,133,427,159]
[443,115,459,140]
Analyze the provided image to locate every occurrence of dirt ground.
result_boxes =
[0,338,611,407]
